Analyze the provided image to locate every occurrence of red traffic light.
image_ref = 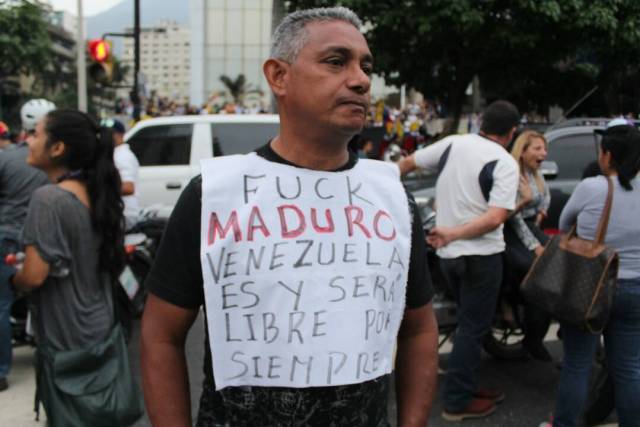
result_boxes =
[88,39,111,63]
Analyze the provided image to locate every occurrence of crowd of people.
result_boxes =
[114,93,270,121]
[0,6,639,427]
[399,100,640,426]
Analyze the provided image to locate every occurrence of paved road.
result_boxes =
[161,317,616,427]
[1,313,617,427]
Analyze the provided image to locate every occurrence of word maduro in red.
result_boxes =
[208,205,397,245]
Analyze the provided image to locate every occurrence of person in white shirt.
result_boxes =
[397,100,520,421]
[105,119,140,230]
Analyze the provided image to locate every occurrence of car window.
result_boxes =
[211,123,279,156]
[547,134,597,180]
[128,124,192,166]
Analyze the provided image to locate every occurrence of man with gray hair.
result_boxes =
[141,7,438,426]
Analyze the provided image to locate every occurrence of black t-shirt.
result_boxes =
[146,143,434,426]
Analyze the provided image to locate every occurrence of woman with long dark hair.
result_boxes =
[8,110,141,426]
[543,124,640,427]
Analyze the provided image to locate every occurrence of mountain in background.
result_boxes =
[86,0,189,53]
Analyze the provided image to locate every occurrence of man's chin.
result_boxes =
[335,118,365,135]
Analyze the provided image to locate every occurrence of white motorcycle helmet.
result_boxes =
[20,99,56,132]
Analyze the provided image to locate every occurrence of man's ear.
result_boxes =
[263,58,289,98]
[502,126,518,147]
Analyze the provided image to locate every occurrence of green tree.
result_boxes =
[580,1,640,116]
[286,1,640,130]
[220,74,263,105]
[0,0,52,118]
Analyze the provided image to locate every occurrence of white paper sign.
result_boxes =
[200,153,411,390]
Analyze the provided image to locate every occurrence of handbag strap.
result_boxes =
[594,176,614,245]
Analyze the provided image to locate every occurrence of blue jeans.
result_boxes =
[0,235,18,379]
[554,278,640,427]
[440,254,503,411]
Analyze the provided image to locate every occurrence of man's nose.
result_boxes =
[347,64,371,94]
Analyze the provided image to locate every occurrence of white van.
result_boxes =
[124,114,280,209]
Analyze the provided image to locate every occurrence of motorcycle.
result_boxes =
[421,203,614,425]
[420,202,528,360]
[122,210,167,312]
[5,212,167,346]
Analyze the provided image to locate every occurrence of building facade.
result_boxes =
[49,10,79,35]
[189,0,284,108]
[20,10,76,100]
[122,21,191,101]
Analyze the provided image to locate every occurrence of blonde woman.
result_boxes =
[504,130,552,360]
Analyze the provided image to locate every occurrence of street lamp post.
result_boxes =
[132,0,141,121]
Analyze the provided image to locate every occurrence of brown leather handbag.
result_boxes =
[521,177,619,333]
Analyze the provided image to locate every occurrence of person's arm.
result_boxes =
[11,245,50,290]
[428,157,519,248]
[141,294,199,427]
[139,177,205,426]
[395,303,439,427]
[509,213,544,256]
[510,174,533,215]
[13,188,66,291]
[115,149,138,196]
[558,180,592,232]
[536,178,551,226]
[396,138,452,177]
[427,206,509,248]
[396,154,417,176]
[512,199,531,215]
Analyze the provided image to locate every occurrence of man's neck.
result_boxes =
[270,124,352,171]
[479,132,507,147]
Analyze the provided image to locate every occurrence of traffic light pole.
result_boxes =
[76,0,88,112]
[132,0,141,121]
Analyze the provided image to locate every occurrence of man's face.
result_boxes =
[284,20,373,135]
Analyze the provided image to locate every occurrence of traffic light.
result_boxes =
[88,39,114,84]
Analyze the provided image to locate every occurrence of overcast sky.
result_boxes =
[49,0,122,16]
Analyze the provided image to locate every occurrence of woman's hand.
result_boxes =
[519,174,533,205]
[535,211,547,226]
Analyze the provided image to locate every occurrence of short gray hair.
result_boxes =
[271,7,363,63]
